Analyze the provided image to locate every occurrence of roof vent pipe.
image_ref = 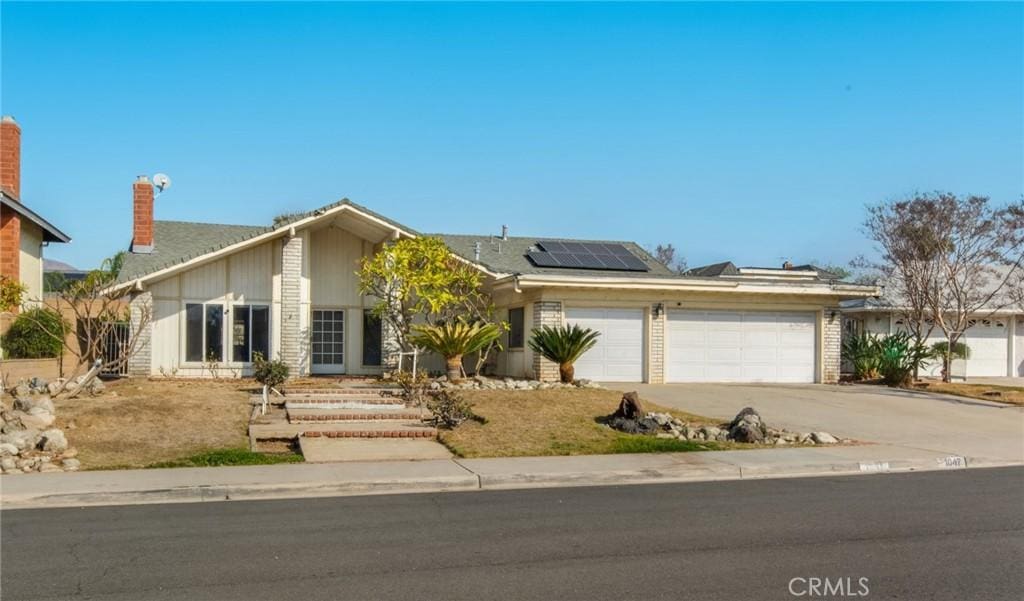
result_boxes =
[501,225,509,240]
[474,241,481,262]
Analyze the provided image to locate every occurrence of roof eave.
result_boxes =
[0,194,71,243]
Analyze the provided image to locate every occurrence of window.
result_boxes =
[312,310,345,366]
[186,303,226,363]
[508,307,525,348]
[363,310,382,366]
[232,305,270,362]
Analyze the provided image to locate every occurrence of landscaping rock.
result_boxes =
[1,429,40,451]
[14,394,55,414]
[38,429,68,453]
[811,432,839,445]
[0,442,19,456]
[38,463,63,473]
[62,458,81,471]
[611,392,645,421]
[13,383,31,399]
[1,456,17,472]
[87,379,106,395]
[728,408,767,443]
[18,408,55,430]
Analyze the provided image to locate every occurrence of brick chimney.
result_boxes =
[132,175,155,253]
[0,115,22,285]
[782,261,793,270]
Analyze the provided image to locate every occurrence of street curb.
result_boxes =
[3,455,1020,510]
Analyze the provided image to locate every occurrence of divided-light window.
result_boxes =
[186,303,269,363]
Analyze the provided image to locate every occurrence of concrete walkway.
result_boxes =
[622,383,1024,463]
[1,442,1015,509]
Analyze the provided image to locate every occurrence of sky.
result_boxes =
[2,1,1022,271]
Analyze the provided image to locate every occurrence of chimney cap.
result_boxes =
[1,115,17,125]
[135,175,150,183]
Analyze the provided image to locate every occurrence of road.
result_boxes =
[2,468,1023,600]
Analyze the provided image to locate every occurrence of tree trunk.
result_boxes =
[446,355,463,382]
[559,362,574,383]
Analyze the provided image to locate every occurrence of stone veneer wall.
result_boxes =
[531,301,563,381]
[127,291,153,377]
[823,307,842,383]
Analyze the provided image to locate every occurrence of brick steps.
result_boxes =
[303,429,437,439]
[284,388,401,396]
[284,399,407,411]
[289,411,424,423]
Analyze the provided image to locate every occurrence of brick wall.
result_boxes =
[0,206,19,285]
[128,291,153,377]
[649,306,665,384]
[823,307,842,383]
[531,300,562,381]
[280,234,305,376]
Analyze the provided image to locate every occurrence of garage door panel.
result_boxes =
[667,310,815,383]
[565,308,644,382]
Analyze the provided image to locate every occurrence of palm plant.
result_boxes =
[410,320,502,382]
[528,324,601,383]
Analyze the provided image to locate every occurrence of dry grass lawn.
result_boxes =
[911,381,1024,407]
[51,378,254,469]
[440,388,728,458]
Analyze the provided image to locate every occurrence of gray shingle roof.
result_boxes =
[687,261,740,277]
[434,234,678,278]
[117,198,418,283]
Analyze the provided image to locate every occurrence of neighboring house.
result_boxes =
[43,258,89,292]
[114,177,876,383]
[842,284,1024,378]
[0,116,72,309]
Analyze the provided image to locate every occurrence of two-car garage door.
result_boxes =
[564,307,818,383]
[666,310,817,383]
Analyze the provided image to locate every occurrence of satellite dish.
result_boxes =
[153,173,171,192]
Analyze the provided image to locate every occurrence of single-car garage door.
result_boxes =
[564,308,644,382]
[666,310,816,383]
[964,318,1008,377]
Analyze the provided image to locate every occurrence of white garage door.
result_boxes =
[666,310,816,383]
[964,318,1008,377]
[564,308,644,382]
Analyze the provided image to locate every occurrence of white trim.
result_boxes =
[501,274,878,297]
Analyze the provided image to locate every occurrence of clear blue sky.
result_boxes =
[3,1,1022,271]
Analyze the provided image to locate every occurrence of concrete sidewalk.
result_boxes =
[2,443,1018,509]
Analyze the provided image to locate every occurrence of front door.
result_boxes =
[311,309,345,374]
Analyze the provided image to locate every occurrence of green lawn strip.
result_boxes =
[147,448,304,469]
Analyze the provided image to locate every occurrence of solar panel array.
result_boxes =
[526,240,650,272]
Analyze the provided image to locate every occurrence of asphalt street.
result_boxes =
[2,467,1022,600]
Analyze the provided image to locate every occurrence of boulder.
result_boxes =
[47,380,65,396]
[0,442,19,456]
[62,458,81,471]
[1,429,40,451]
[18,409,55,430]
[1,456,17,472]
[607,415,660,434]
[39,463,63,473]
[611,392,645,421]
[13,382,31,399]
[14,394,55,414]
[38,429,68,453]
[811,432,839,445]
[87,379,106,395]
[728,408,768,443]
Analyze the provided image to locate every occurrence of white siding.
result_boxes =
[18,221,43,304]
[181,259,227,302]
[229,244,273,302]
[150,299,180,375]
[310,226,366,306]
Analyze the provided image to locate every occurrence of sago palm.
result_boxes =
[410,320,502,382]
[528,324,601,383]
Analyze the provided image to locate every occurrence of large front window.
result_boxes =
[232,305,270,362]
[185,303,268,363]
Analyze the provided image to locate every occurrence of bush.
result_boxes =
[252,352,289,389]
[1,307,67,359]
[931,340,970,360]
[425,389,479,429]
[528,324,601,383]
[877,332,934,386]
[842,332,882,380]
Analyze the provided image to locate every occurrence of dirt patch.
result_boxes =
[439,388,724,458]
[911,381,1024,407]
[51,378,252,469]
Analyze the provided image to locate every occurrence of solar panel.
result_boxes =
[529,241,649,272]
[526,251,559,267]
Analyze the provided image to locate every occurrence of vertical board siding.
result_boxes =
[229,243,273,302]
[310,225,366,306]
[181,259,227,301]
[150,299,180,375]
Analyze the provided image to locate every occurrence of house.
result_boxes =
[0,116,72,309]
[114,177,877,383]
[842,282,1024,378]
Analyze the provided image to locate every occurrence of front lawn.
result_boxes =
[911,381,1024,407]
[52,378,255,469]
[439,388,731,458]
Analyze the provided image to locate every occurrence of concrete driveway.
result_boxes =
[613,383,1024,464]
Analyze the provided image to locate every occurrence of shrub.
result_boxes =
[931,340,970,360]
[876,331,934,386]
[252,352,289,389]
[1,307,67,359]
[528,324,601,383]
[425,389,479,429]
[0,275,26,312]
[842,332,882,380]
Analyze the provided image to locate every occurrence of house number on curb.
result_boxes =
[858,462,890,473]
[937,456,967,469]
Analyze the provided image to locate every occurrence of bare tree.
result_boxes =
[652,243,687,274]
[24,253,151,397]
[864,193,1024,381]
